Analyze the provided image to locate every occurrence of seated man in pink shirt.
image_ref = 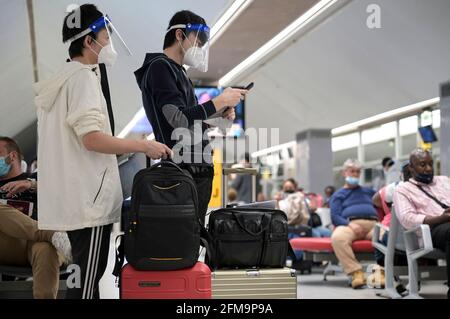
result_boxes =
[394,149,450,299]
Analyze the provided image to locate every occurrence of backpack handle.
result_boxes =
[149,160,184,174]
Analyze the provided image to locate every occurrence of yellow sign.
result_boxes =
[208,149,222,208]
[419,141,432,151]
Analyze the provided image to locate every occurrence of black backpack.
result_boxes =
[115,161,201,272]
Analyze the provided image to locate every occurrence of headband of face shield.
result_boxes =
[67,16,132,66]
[167,23,210,72]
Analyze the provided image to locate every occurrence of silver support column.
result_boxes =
[395,120,402,160]
[296,129,333,194]
[440,81,450,176]
[357,131,365,184]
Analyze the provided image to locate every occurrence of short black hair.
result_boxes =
[62,4,104,59]
[381,157,394,168]
[325,185,336,193]
[0,137,22,160]
[401,163,412,182]
[163,10,206,50]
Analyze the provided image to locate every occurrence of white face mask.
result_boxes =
[98,43,118,67]
[90,39,118,67]
[179,38,209,72]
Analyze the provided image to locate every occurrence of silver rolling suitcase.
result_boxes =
[213,168,297,299]
[212,268,297,299]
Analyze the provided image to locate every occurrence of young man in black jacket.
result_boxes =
[135,10,247,224]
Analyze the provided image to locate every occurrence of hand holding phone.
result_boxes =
[244,82,254,91]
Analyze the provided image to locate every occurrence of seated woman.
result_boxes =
[277,178,331,238]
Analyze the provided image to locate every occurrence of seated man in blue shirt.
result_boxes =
[330,159,378,289]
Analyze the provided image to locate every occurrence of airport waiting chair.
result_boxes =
[403,223,446,299]
[290,237,374,281]
[372,206,409,299]
[291,203,375,280]
[373,206,447,299]
[0,265,68,299]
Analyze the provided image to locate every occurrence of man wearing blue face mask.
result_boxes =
[0,137,72,299]
[330,159,378,289]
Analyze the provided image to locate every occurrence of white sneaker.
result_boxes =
[51,232,72,264]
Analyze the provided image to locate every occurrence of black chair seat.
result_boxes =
[0,265,33,278]
[0,265,68,278]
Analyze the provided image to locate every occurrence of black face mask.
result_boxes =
[284,190,296,194]
[414,172,434,184]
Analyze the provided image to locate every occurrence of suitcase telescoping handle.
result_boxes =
[222,168,258,207]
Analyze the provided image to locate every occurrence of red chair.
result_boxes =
[290,237,374,280]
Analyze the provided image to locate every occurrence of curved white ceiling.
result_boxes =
[239,0,450,145]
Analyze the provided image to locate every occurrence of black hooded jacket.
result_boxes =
[134,53,216,166]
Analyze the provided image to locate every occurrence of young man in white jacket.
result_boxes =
[34,4,172,299]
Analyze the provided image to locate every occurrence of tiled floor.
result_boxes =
[297,268,448,299]
[98,233,448,300]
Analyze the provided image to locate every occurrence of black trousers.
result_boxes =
[430,221,450,296]
[184,165,214,226]
[66,224,112,299]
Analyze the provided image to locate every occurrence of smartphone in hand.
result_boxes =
[245,82,254,91]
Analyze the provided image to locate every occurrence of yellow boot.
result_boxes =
[351,270,366,289]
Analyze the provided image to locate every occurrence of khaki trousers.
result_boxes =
[0,204,62,299]
[331,219,377,274]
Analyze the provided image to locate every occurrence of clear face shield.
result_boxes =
[167,23,210,72]
[67,15,132,65]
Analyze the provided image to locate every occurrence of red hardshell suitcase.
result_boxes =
[120,262,212,299]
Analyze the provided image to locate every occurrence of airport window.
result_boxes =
[332,132,359,152]
[361,122,396,145]
[432,109,441,128]
[401,133,419,157]
[399,116,418,136]
[364,140,395,163]
[333,147,358,167]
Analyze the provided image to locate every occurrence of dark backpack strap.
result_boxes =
[99,63,115,136]
[65,60,115,135]
[199,223,217,270]
[112,235,124,278]
[288,242,297,260]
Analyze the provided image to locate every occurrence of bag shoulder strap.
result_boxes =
[410,182,449,209]
[99,63,115,135]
